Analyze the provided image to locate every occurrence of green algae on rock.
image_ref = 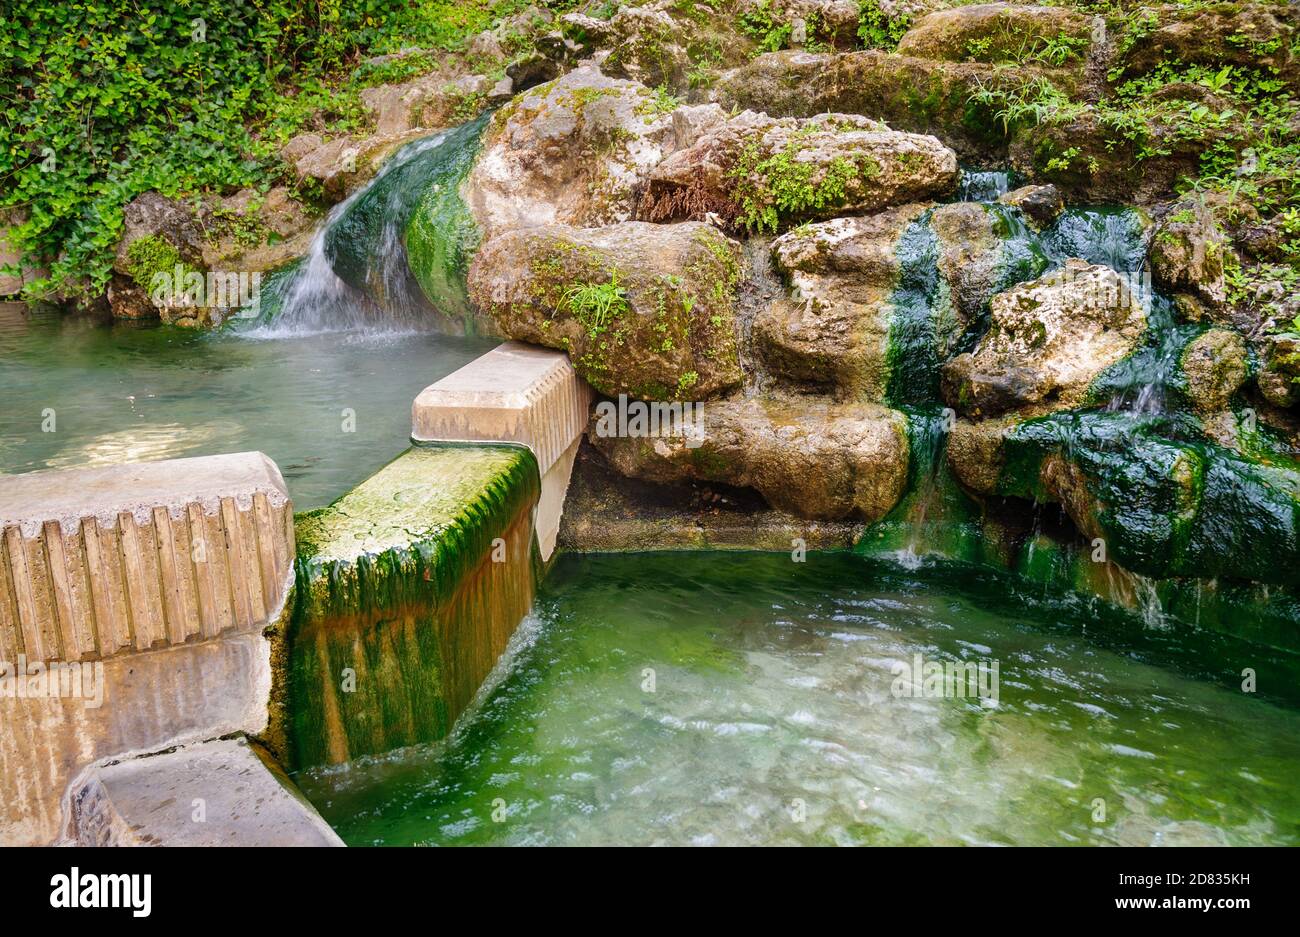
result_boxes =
[403,116,493,330]
[756,204,929,399]
[288,444,541,768]
[991,411,1300,588]
[320,119,491,330]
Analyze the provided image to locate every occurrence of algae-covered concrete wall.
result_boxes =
[285,444,541,768]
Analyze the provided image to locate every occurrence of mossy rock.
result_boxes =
[641,110,958,234]
[467,220,743,399]
[994,410,1300,587]
[896,4,1095,68]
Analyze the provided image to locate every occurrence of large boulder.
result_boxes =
[998,184,1064,230]
[113,192,204,279]
[590,394,911,522]
[989,411,1300,587]
[640,111,958,233]
[931,201,1027,341]
[715,49,1068,163]
[587,6,690,91]
[755,204,928,398]
[1150,200,1229,312]
[281,129,427,203]
[200,186,316,276]
[942,259,1148,418]
[465,67,683,241]
[1179,327,1249,413]
[896,4,1096,66]
[1257,333,1300,409]
[109,193,208,323]
[467,221,743,399]
[1109,3,1297,89]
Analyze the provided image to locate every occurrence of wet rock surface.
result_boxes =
[942,259,1148,419]
[755,204,928,398]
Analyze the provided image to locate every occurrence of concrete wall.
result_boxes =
[0,452,295,845]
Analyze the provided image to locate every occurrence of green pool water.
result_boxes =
[299,552,1300,846]
[0,305,494,509]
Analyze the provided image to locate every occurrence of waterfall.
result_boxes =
[956,169,1013,202]
[238,117,488,338]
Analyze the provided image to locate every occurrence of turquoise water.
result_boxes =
[300,552,1300,846]
[0,305,493,508]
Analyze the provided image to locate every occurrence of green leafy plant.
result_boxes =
[856,0,910,50]
[738,0,792,55]
[0,0,531,301]
[561,270,630,336]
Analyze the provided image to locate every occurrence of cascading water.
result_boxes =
[955,168,1013,202]
[858,170,1300,631]
[239,115,489,338]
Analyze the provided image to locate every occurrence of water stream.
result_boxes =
[300,552,1300,846]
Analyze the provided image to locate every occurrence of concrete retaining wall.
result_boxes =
[0,452,295,845]
[412,341,592,560]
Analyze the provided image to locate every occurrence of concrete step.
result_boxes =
[71,737,342,847]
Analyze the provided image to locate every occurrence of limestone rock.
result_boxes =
[281,130,426,203]
[359,75,444,136]
[714,50,1042,163]
[641,110,958,232]
[1180,328,1248,412]
[590,394,911,521]
[108,193,209,321]
[896,3,1096,64]
[767,0,863,49]
[599,7,689,91]
[506,53,561,91]
[0,210,45,297]
[113,192,204,279]
[1257,333,1300,409]
[947,417,1015,495]
[1150,200,1228,311]
[200,187,315,276]
[467,221,743,399]
[998,184,1063,229]
[755,205,928,397]
[942,259,1147,418]
[466,67,677,241]
[931,201,1006,338]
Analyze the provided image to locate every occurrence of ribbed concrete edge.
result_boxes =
[70,736,343,847]
[0,452,293,663]
[411,342,592,560]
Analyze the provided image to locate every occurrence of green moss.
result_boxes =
[995,411,1300,587]
[125,235,194,292]
[288,444,541,768]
